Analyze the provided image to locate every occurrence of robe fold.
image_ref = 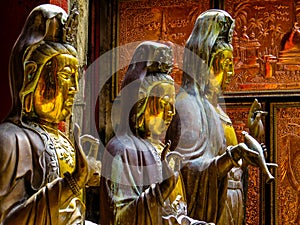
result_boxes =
[0,121,84,225]
[100,134,172,225]
[166,91,227,224]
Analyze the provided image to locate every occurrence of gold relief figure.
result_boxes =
[0,4,93,225]
[166,9,271,225]
[279,22,300,65]
[99,41,213,225]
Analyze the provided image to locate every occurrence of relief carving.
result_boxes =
[275,105,300,224]
[118,0,209,88]
[224,0,300,92]
[246,166,260,225]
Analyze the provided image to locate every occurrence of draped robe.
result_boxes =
[0,121,84,225]
[166,90,227,224]
[100,134,168,225]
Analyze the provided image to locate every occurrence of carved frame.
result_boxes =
[270,102,300,225]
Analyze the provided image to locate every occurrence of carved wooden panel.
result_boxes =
[224,102,262,225]
[118,0,210,88]
[119,0,209,45]
[271,102,300,224]
[224,0,300,93]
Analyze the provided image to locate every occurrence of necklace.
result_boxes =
[40,124,76,175]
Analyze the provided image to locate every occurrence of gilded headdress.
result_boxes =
[116,41,174,137]
[7,3,79,121]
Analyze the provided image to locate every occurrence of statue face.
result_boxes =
[212,49,234,90]
[33,54,79,123]
[144,83,175,137]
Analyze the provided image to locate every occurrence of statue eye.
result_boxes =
[163,96,170,102]
[223,57,232,65]
[160,96,170,108]
[58,67,73,79]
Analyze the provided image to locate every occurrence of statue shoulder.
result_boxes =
[0,121,44,157]
[0,122,22,145]
[106,135,141,157]
[0,122,23,173]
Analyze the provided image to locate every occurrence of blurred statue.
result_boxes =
[0,4,92,225]
[99,41,213,225]
[166,9,267,225]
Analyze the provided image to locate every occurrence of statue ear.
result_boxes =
[24,93,33,113]
[24,61,37,84]
[137,114,145,129]
[23,61,37,113]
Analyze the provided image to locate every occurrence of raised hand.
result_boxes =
[159,140,180,200]
[248,99,268,139]
[80,134,101,186]
[72,123,90,189]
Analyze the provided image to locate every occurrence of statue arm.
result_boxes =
[216,143,260,179]
[100,156,163,224]
[0,123,88,225]
[2,179,63,225]
[100,139,178,225]
[0,124,61,225]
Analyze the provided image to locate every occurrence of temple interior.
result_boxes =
[1,0,300,224]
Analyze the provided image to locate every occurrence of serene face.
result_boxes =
[33,54,79,124]
[144,82,175,137]
[211,49,234,90]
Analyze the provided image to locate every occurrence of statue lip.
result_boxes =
[65,101,73,107]
[65,97,75,107]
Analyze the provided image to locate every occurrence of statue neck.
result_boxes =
[37,120,60,136]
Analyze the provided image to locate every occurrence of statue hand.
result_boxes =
[248,99,268,139]
[159,140,179,200]
[80,134,101,186]
[223,143,258,168]
[72,123,89,189]
[237,143,260,167]
[86,157,101,187]
[161,140,172,162]
[242,131,276,183]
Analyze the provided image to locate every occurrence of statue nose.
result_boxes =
[69,86,78,93]
[69,77,79,93]
[168,110,175,116]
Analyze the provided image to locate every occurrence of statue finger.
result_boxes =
[161,140,171,161]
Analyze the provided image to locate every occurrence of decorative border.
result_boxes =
[270,101,300,225]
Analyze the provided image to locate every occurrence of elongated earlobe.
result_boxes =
[22,61,37,113]
[136,114,145,131]
[24,93,33,113]
[24,61,37,84]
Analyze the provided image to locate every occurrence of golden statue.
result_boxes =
[99,41,213,225]
[166,9,271,225]
[0,4,91,225]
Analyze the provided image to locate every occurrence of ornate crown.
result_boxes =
[42,2,79,49]
[62,1,79,48]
